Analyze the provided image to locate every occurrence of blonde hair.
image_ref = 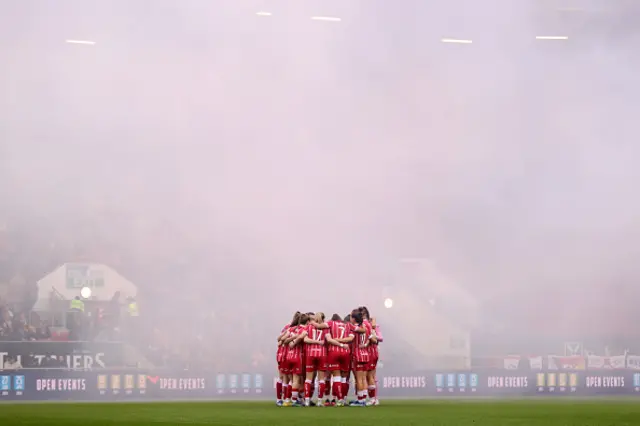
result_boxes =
[315,312,325,322]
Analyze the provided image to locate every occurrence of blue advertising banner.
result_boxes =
[1,369,640,401]
[0,374,25,397]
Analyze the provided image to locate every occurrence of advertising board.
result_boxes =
[1,369,640,401]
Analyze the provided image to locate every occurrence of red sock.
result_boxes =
[303,382,311,399]
[286,385,292,399]
[368,386,376,398]
[276,381,283,400]
[318,382,326,399]
[358,391,365,401]
[333,381,342,400]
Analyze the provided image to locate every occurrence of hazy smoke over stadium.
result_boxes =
[2,0,640,369]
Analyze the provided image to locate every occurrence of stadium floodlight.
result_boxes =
[80,286,92,299]
[311,16,341,22]
[256,11,272,16]
[441,38,473,44]
[535,36,569,40]
[66,40,96,45]
[384,298,393,309]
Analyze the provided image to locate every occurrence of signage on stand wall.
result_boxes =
[1,369,640,401]
[0,342,124,369]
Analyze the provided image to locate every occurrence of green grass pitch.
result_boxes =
[3,400,640,425]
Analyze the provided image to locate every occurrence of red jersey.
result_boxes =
[305,324,329,357]
[362,319,375,358]
[346,322,356,355]
[370,323,382,359]
[352,321,372,363]
[327,320,353,354]
[276,323,290,362]
[286,325,304,359]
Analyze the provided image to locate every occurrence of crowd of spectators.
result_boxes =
[0,299,51,341]
[0,209,272,371]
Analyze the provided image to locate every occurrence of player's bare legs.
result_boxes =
[282,373,293,405]
[298,375,304,404]
[354,370,363,404]
[330,371,343,406]
[351,368,368,405]
[304,369,315,406]
[342,370,351,403]
[324,373,332,405]
[315,370,326,405]
[292,374,303,405]
[276,371,284,405]
[366,369,377,405]
[311,370,318,404]
[354,361,371,406]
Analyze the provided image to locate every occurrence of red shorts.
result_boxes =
[278,361,289,374]
[354,362,370,372]
[327,352,351,372]
[285,357,303,375]
[305,355,327,372]
[276,351,287,372]
[368,356,378,371]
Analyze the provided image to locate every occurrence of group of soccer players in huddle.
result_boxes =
[276,306,382,407]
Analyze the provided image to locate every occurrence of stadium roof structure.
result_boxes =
[2,1,639,56]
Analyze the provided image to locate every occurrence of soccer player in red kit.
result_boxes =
[282,313,310,406]
[276,312,300,406]
[350,310,376,406]
[303,312,346,406]
[303,312,316,401]
[341,314,353,402]
[370,319,383,404]
[303,313,327,406]
[326,313,355,406]
[307,315,331,405]
[323,365,332,405]
[360,306,382,405]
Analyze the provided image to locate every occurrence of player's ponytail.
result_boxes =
[299,314,310,325]
[290,311,301,326]
[352,312,363,325]
[360,306,370,320]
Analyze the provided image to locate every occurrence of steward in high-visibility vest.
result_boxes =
[128,300,139,317]
[70,296,85,312]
